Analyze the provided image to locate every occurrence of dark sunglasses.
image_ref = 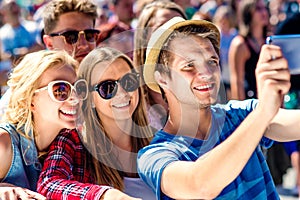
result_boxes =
[49,29,100,45]
[93,73,140,99]
[35,79,88,103]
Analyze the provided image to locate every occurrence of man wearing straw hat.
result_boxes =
[137,16,300,199]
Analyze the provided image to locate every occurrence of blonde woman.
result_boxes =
[38,47,154,199]
[0,50,87,199]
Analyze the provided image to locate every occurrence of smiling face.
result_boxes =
[43,12,96,63]
[91,58,139,121]
[32,64,79,130]
[162,34,221,107]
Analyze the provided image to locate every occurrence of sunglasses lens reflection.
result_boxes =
[75,80,88,100]
[99,80,117,99]
[52,82,71,101]
[120,73,139,92]
[96,73,139,100]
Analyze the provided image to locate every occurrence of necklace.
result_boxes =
[250,37,263,52]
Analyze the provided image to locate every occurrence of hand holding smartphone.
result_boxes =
[266,34,300,75]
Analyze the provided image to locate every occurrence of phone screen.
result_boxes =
[266,34,300,75]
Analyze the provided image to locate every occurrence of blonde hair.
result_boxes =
[78,47,153,190]
[4,50,78,139]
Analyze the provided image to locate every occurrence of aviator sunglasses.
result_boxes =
[93,72,140,99]
[35,79,88,103]
[49,29,100,45]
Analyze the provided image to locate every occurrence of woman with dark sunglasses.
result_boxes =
[37,47,155,199]
[0,50,84,199]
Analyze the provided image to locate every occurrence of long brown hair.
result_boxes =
[238,0,268,38]
[78,47,153,190]
[133,0,187,69]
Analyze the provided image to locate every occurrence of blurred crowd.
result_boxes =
[1,0,300,198]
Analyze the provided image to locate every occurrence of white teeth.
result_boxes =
[195,84,212,90]
[114,102,130,108]
[61,109,77,115]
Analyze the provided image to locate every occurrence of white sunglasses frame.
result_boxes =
[34,79,88,103]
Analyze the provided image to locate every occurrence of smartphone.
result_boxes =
[266,34,300,75]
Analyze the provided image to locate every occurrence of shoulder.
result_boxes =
[229,36,251,63]
[0,25,12,39]
[138,130,192,161]
[230,36,248,50]
[0,128,12,179]
[230,35,251,54]
[48,129,82,152]
[54,129,81,144]
[213,100,258,123]
[216,99,258,123]
[0,129,11,153]
[225,99,258,112]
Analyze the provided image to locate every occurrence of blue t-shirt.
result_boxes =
[137,99,279,200]
[0,20,40,55]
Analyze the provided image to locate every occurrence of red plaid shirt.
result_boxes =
[37,128,111,199]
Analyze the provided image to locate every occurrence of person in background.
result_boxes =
[196,0,226,22]
[0,0,43,61]
[137,16,300,199]
[37,47,155,200]
[97,0,135,59]
[0,50,85,199]
[212,5,238,100]
[109,0,135,30]
[42,0,99,63]
[134,0,155,18]
[0,41,11,98]
[96,20,134,59]
[228,0,269,100]
[133,0,187,131]
[172,0,197,19]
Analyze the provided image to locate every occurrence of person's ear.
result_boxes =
[154,71,168,89]
[30,99,36,112]
[43,34,54,50]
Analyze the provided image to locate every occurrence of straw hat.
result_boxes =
[143,16,220,93]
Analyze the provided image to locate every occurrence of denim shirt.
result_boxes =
[0,123,41,191]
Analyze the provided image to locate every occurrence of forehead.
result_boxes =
[168,34,218,59]
[150,9,184,30]
[39,64,77,85]
[91,58,132,83]
[53,12,94,32]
